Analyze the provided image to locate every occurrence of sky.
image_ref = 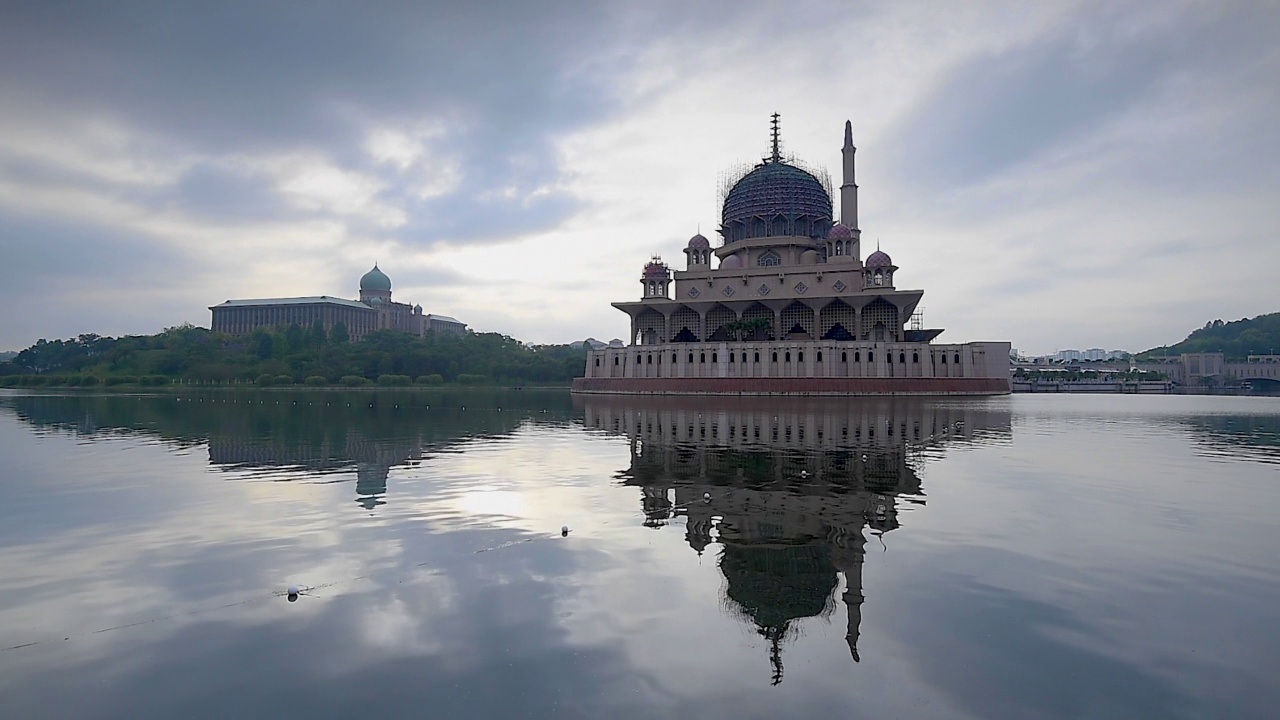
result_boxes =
[1,0,1277,356]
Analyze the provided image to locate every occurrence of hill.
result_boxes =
[1140,312,1280,360]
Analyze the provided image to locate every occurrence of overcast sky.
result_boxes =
[1,0,1277,355]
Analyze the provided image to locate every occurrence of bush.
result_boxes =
[456,373,488,385]
[45,376,67,386]
[339,374,371,387]
[0,376,18,387]
[105,375,138,386]
[78,376,100,386]
[303,375,328,386]
[140,375,169,386]
[255,373,275,386]
[376,374,412,386]
[273,374,294,385]
[415,374,444,385]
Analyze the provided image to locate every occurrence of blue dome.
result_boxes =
[360,264,391,292]
[722,162,831,234]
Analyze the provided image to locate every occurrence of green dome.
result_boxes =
[360,264,391,292]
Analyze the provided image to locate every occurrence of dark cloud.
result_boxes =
[0,0,637,248]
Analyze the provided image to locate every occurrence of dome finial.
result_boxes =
[770,112,782,163]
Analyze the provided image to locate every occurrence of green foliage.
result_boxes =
[1142,312,1280,360]
[304,375,328,386]
[376,374,412,386]
[255,373,276,386]
[415,374,444,385]
[7,325,587,387]
[274,374,294,385]
[340,375,371,386]
[330,322,349,345]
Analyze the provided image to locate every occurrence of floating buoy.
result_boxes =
[861,454,868,462]
[287,584,300,601]
[561,526,569,537]
[799,470,809,478]
[703,492,712,503]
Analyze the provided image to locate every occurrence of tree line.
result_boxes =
[0,322,588,387]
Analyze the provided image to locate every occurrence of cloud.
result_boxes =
[0,1,1278,352]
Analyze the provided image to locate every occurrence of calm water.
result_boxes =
[1,389,1277,719]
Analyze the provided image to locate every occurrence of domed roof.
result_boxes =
[866,250,893,268]
[720,254,743,270]
[722,162,831,229]
[643,258,671,279]
[360,264,391,292]
[413,303,423,314]
[687,233,710,249]
[369,296,384,306]
[827,223,853,239]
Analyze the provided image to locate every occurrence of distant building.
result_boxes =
[210,265,466,342]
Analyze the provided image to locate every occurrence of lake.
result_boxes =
[1,389,1277,719]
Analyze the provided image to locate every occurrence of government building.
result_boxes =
[209,265,466,342]
[572,117,1010,395]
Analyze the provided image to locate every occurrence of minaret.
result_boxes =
[840,121,862,261]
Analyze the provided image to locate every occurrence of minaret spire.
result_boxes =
[839,119,861,260]
[770,113,781,163]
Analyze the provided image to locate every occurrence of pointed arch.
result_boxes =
[706,304,737,341]
[780,301,815,339]
[670,306,700,342]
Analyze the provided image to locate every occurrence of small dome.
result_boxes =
[687,233,710,249]
[866,250,893,268]
[827,223,853,240]
[643,259,671,279]
[414,304,423,314]
[720,254,743,270]
[360,264,392,292]
[369,296,384,306]
[799,249,818,265]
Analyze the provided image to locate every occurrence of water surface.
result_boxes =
[1,389,1277,719]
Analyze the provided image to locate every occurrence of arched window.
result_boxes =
[954,353,961,364]
[854,351,860,362]
[646,354,652,364]
[817,351,823,362]
[757,250,782,267]
[785,352,791,362]
[772,352,778,362]
[688,353,693,363]
[614,356,619,366]
[595,357,600,367]
[874,272,884,286]
[712,352,717,362]
[673,353,678,363]
[729,352,735,363]
[798,352,804,363]
[635,355,641,364]
[887,352,893,363]
[700,352,706,363]
[841,351,847,363]
[941,354,947,364]
[754,352,760,362]
[913,352,919,363]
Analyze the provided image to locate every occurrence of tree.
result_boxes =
[308,319,327,348]
[285,323,304,353]
[330,322,349,345]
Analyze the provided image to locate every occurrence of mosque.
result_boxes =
[572,116,1010,395]
[209,265,466,341]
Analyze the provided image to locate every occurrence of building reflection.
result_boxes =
[1,390,569,511]
[580,395,1011,683]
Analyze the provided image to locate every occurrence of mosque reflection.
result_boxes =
[580,395,1012,683]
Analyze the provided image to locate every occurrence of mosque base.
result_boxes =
[571,377,1010,396]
